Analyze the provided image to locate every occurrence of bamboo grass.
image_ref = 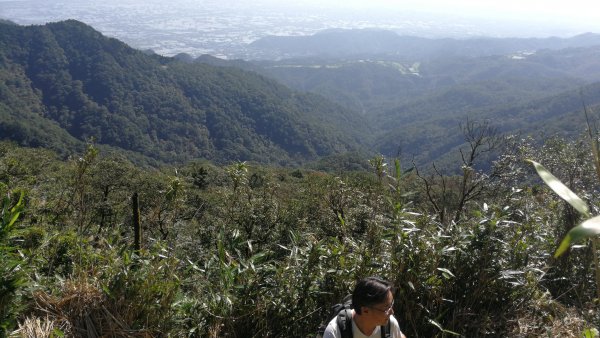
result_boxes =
[533,100,600,301]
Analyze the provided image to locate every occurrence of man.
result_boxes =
[323,277,406,338]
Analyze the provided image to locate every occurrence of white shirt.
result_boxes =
[322,314,404,338]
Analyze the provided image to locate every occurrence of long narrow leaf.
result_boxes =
[555,215,600,257]
[10,191,24,214]
[528,160,590,217]
[6,212,20,229]
[428,319,460,336]
[394,158,401,180]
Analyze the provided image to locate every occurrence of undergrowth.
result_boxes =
[0,139,598,337]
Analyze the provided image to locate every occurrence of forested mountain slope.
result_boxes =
[4,20,600,169]
[238,43,600,167]
[254,45,600,115]
[374,81,600,168]
[0,20,371,165]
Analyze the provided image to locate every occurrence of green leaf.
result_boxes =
[394,158,401,180]
[6,211,21,229]
[583,327,599,338]
[437,267,455,278]
[337,212,345,226]
[428,318,443,331]
[555,215,600,257]
[428,319,460,336]
[528,160,590,217]
[51,328,65,337]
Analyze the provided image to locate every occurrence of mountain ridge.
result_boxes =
[3,20,600,169]
[248,28,600,60]
[0,20,371,165]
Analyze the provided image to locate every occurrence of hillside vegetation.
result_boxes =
[0,20,370,166]
[5,21,600,169]
[1,134,599,336]
[248,42,600,168]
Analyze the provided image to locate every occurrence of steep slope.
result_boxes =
[0,52,81,154]
[374,81,600,168]
[195,44,600,169]
[0,20,371,165]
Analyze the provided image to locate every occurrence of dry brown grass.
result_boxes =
[507,292,598,337]
[23,276,155,338]
[11,316,61,338]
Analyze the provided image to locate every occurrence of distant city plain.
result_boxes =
[0,0,591,59]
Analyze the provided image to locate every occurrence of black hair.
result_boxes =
[352,276,393,315]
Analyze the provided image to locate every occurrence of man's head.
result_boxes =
[352,276,394,317]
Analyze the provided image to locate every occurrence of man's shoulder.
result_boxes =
[388,315,405,338]
[325,315,403,338]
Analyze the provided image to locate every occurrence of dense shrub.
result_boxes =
[1,141,598,337]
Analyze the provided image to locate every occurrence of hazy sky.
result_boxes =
[291,0,600,32]
[2,0,599,28]
[305,0,598,19]
[2,0,600,55]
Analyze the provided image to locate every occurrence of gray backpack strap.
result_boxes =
[337,308,353,338]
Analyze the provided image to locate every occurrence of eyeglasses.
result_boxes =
[370,299,394,315]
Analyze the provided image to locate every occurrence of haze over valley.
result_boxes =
[2,0,599,58]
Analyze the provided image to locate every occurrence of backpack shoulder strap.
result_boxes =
[380,320,391,338]
[336,308,353,338]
